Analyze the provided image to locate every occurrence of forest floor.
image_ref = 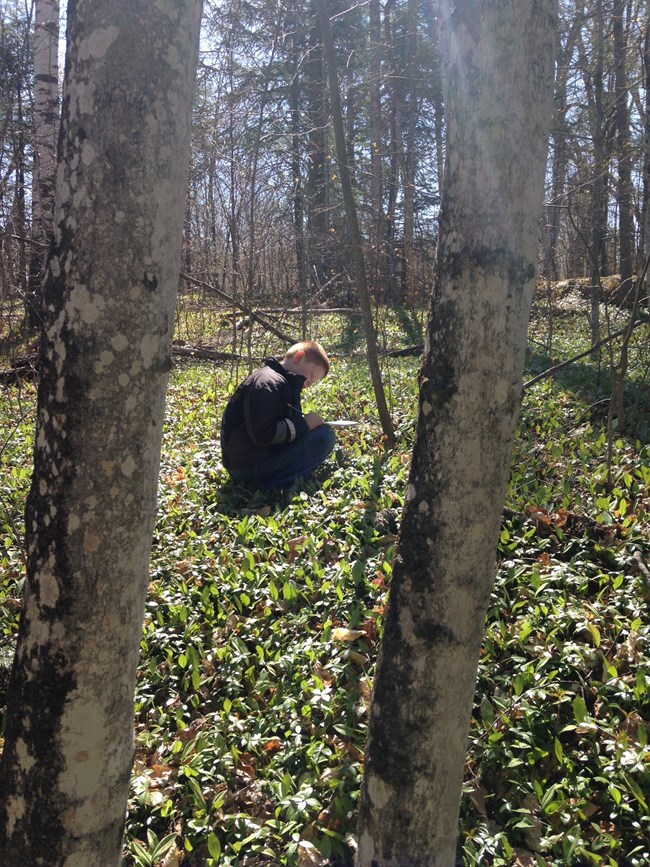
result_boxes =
[0,294,649,866]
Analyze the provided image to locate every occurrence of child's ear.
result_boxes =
[295,349,305,363]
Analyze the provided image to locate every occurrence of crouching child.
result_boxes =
[220,340,336,490]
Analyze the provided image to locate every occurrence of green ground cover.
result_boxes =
[1,304,649,865]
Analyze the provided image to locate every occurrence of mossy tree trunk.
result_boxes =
[356,2,557,864]
[0,1,202,864]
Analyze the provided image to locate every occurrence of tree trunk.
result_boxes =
[583,0,607,347]
[545,16,580,280]
[28,0,60,330]
[306,0,330,291]
[288,4,309,336]
[401,0,418,306]
[356,1,557,864]
[0,2,202,864]
[423,0,446,198]
[316,0,395,447]
[383,1,401,302]
[369,0,385,299]
[613,0,635,286]
[641,16,650,293]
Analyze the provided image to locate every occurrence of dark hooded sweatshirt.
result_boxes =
[220,358,311,470]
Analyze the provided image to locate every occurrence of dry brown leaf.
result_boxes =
[525,505,553,531]
[469,783,489,817]
[296,840,327,866]
[158,844,181,867]
[361,617,378,643]
[331,627,366,642]
[512,849,545,867]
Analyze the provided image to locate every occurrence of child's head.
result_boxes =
[283,340,330,387]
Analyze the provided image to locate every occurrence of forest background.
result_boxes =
[1,0,650,865]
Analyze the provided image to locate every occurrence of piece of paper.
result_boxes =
[327,420,360,429]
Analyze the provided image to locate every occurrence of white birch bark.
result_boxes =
[0,1,203,864]
[28,0,60,327]
[32,0,60,244]
[356,2,557,865]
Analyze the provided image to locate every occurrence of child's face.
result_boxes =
[301,360,326,388]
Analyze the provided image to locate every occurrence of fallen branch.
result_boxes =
[0,344,246,384]
[172,345,243,362]
[237,306,362,316]
[181,273,295,344]
[0,355,39,385]
[384,344,424,358]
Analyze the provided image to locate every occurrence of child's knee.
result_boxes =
[321,424,336,453]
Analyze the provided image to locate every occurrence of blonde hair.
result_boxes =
[284,340,330,376]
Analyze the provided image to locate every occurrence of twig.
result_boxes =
[523,314,650,390]
[181,273,296,345]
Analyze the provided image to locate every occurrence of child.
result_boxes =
[220,340,336,490]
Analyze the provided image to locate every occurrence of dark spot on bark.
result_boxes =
[444,246,533,287]
[0,639,76,861]
[413,617,456,644]
[142,272,158,292]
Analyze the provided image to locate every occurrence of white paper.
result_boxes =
[327,420,360,429]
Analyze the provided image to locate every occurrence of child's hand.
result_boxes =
[304,412,325,430]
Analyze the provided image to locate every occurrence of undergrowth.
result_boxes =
[0,307,649,866]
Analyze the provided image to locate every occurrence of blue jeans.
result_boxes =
[226,424,336,490]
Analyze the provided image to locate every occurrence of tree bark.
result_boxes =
[28,0,60,330]
[306,0,330,290]
[287,3,309,336]
[0,2,202,864]
[581,0,608,346]
[369,0,385,299]
[316,0,395,447]
[641,15,650,292]
[401,0,418,306]
[383,1,400,302]
[545,14,580,280]
[356,2,557,864]
[613,0,635,285]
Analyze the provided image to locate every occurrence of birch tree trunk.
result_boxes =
[545,16,580,281]
[581,0,607,346]
[356,2,557,865]
[401,0,418,305]
[0,1,203,864]
[29,0,60,328]
[613,0,634,286]
[641,16,650,286]
[369,0,385,299]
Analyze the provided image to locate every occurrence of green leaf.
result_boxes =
[624,774,649,812]
[513,673,525,696]
[573,695,588,724]
[128,839,152,867]
[586,622,601,647]
[151,833,178,860]
[207,832,222,861]
[479,694,495,725]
